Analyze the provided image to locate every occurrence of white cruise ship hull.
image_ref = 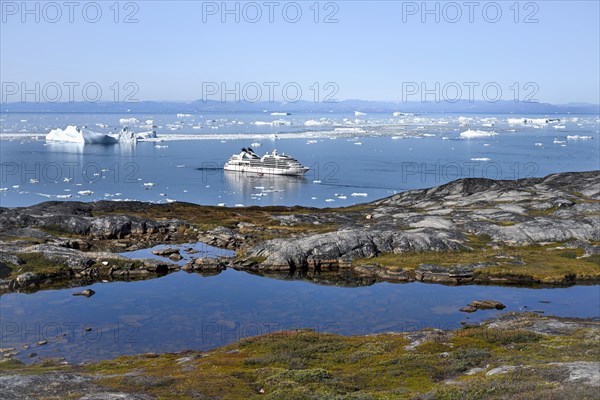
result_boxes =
[224,163,308,176]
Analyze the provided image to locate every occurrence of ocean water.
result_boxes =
[0,112,598,207]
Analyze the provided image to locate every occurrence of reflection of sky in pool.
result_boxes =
[1,269,598,363]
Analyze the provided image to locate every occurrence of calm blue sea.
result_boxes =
[1,112,598,207]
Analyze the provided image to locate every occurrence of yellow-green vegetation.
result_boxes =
[95,203,343,237]
[4,252,71,279]
[353,236,600,283]
[3,253,146,281]
[3,314,598,399]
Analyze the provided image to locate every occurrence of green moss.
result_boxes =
[352,242,600,283]
[2,314,599,399]
[6,252,71,279]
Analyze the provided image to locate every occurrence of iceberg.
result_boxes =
[354,111,366,116]
[46,126,118,144]
[460,130,498,138]
[46,126,157,144]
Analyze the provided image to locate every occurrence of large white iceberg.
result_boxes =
[46,126,118,144]
[46,126,157,144]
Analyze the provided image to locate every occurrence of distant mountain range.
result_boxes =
[1,100,598,114]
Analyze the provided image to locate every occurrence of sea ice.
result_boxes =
[567,135,592,140]
[460,130,498,138]
[304,120,324,126]
[119,118,139,124]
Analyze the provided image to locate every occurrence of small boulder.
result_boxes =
[460,299,505,313]
[72,289,96,298]
[169,253,183,261]
[15,272,38,287]
[152,248,180,256]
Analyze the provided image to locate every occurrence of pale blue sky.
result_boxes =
[1,0,599,103]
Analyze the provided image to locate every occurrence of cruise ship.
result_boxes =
[224,148,309,176]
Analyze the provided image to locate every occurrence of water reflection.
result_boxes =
[1,269,598,364]
[224,170,305,205]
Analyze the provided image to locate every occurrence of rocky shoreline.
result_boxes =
[0,171,598,294]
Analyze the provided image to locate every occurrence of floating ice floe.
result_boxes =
[567,135,592,140]
[304,120,324,126]
[0,188,8,192]
[534,143,543,146]
[176,113,192,118]
[306,140,318,144]
[460,130,498,138]
[313,180,322,184]
[78,190,93,196]
[217,203,226,207]
[553,139,567,144]
[508,117,559,126]
[29,179,39,184]
[143,182,155,187]
[354,111,366,116]
[119,118,139,125]
[254,120,291,126]
[270,112,291,116]
[470,157,491,161]
[325,198,335,202]
[354,142,363,145]
[251,142,261,147]
[56,194,72,199]
[351,193,368,197]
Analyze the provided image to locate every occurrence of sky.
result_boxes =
[1,0,599,104]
